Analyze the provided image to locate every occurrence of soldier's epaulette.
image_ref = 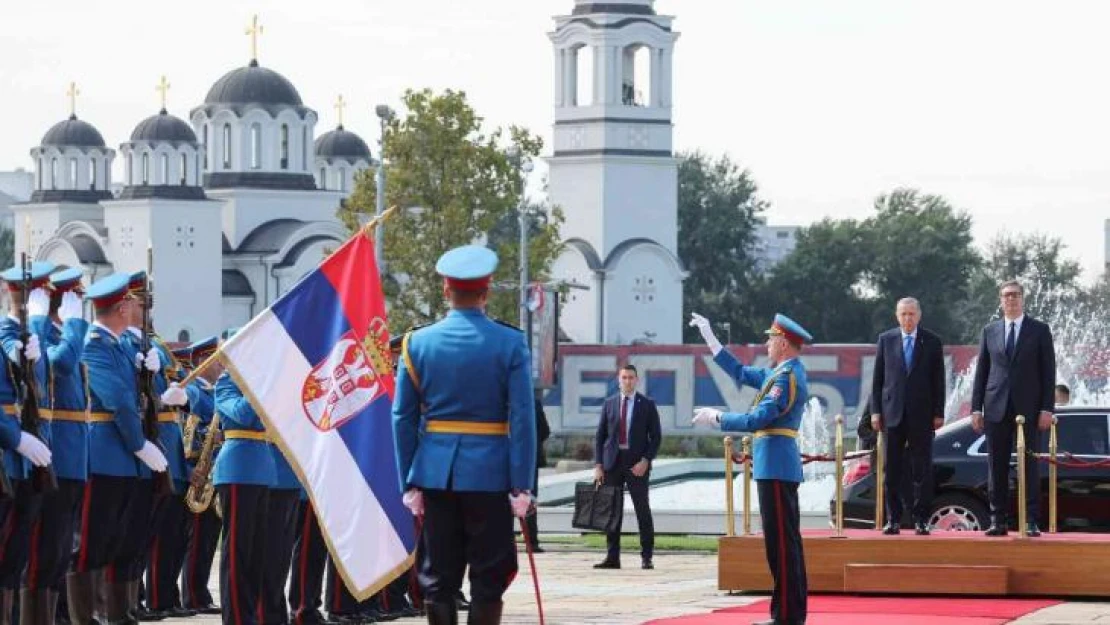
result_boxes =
[492,318,523,332]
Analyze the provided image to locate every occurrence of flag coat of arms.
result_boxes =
[219,229,415,599]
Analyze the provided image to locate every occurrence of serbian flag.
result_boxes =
[219,228,415,599]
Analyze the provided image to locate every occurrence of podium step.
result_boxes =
[844,563,1008,594]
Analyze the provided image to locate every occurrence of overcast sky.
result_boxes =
[3,0,1110,279]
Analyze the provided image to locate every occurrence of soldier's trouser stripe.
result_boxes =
[149,534,160,610]
[294,505,311,624]
[187,513,200,608]
[26,519,41,588]
[76,480,93,572]
[229,485,242,625]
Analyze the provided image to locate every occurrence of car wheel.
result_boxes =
[927,493,988,532]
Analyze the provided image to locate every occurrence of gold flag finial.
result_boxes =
[66,81,80,118]
[246,15,263,62]
[334,95,347,128]
[156,76,171,111]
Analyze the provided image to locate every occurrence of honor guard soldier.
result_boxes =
[21,267,88,625]
[288,497,328,625]
[691,313,811,625]
[0,263,54,625]
[74,273,168,625]
[213,329,276,625]
[393,245,537,625]
[177,337,223,616]
[261,427,301,625]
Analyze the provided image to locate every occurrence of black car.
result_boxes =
[831,407,1110,532]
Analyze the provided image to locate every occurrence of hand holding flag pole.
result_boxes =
[178,206,399,388]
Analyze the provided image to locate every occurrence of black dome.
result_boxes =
[204,60,303,106]
[41,115,106,148]
[130,110,197,143]
[315,126,372,161]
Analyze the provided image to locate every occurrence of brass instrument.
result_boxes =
[185,412,221,515]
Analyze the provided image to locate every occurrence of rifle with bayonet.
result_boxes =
[17,253,56,493]
[138,246,173,496]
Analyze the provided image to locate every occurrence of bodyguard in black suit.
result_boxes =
[871,297,946,535]
[593,365,661,570]
[971,280,1056,537]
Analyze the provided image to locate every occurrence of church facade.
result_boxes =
[12,26,372,342]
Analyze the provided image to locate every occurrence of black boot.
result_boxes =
[106,583,134,625]
[65,572,97,625]
[18,589,53,625]
[466,602,502,625]
[0,589,14,625]
[424,601,458,625]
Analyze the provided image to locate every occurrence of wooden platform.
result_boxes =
[719,529,1110,597]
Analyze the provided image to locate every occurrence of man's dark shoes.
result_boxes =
[532,545,546,553]
[1026,523,1041,537]
[881,522,900,535]
[593,558,620,569]
[985,524,1008,537]
[641,558,654,570]
[455,590,470,611]
[914,521,930,536]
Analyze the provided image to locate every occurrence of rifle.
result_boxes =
[17,253,57,493]
[138,245,173,496]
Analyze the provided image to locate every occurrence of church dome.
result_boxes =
[204,60,303,106]
[130,109,198,143]
[41,115,106,148]
[573,0,654,15]
[315,126,371,162]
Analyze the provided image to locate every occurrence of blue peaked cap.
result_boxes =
[86,272,133,306]
[1,261,57,286]
[765,313,814,345]
[435,245,498,281]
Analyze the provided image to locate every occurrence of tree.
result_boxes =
[676,151,769,343]
[338,88,563,332]
[863,188,980,342]
[0,226,12,270]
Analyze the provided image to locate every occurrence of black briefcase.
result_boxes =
[571,481,623,533]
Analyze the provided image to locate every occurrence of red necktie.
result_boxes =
[618,397,628,446]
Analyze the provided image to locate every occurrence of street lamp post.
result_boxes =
[507,146,534,334]
[373,104,394,273]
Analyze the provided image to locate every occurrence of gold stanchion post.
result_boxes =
[1049,415,1058,534]
[724,436,735,537]
[834,414,845,538]
[1016,415,1028,538]
[742,436,752,536]
[874,428,885,530]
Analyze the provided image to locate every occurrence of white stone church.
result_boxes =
[11,0,685,345]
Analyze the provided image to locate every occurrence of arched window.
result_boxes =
[222,124,232,169]
[177,329,191,342]
[319,167,327,190]
[574,44,593,106]
[250,124,261,169]
[280,124,289,170]
[180,154,188,185]
[36,158,42,190]
[338,167,346,192]
[126,154,133,185]
[88,160,96,189]
[303,126,309,170]
[50,158,57,190]
[69,158,78,188]
[622,44,653,107]
[202,126,209,169]
[159,153,168,184]
[142,153,150,185]
[196,154,202,184]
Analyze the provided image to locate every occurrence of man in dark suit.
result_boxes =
[593,364,661,570]
[871,297,946,535]
[525,391,551,552]
[971,280,1056,537]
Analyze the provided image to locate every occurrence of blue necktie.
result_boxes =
[903,335,914,371]
[1006,322,1016,358]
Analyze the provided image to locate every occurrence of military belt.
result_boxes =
[41,409,89,423]
[87,411,179,424]
[224,430,269,442]
[425,420,509,436]
[754,428,798,439]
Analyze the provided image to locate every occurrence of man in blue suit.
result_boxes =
[691,312,811,625]
[393,245,536,625]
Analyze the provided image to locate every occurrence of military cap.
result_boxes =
[765,313,813,347]
[128,270,147,294]
[171,344,193,364]
[86,273,133,310]
[219,327,240,343]
[1,261,57,292]
[435,245,498,291]
[49,267,84,293]
[190,336,218,364]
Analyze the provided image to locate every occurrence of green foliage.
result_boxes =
[338,89,563,333]
[0,226,12,270]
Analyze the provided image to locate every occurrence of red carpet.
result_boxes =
[644,596,1060,624]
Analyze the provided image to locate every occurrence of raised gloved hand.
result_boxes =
[143,348,161,373]
[23,335,41,362]
[27,288,49,318]
[134,441,169,472]
[15,432,51,467]
[510,491,534,518]
[691,407,722,428]
[59,291,83,321]
[402,488,424,516]
[688,312,723,355]
[160,382,187,407]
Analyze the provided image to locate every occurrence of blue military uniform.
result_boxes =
[392,245,536,624]
[214,351,276,625]
[21,266,90,623]
[714,313,811,625]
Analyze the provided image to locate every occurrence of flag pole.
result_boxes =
[177,206,400,388]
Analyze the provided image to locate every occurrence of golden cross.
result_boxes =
[156,75,170,110]
[334,95,346,127]
[246,15,263,61]
[66,81,80,117]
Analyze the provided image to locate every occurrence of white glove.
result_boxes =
[27,288,49,318]
[160,382,187,407]
[143,348,161,373]
[59,291,83,321]
[692,407,723,428]
[689,312,723,355]
[134,352,144,368]
[510,491,533,518]
[134,441,169,472]
[402,488,424,516]
[24,335,41,362]
[15,432,51,467]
